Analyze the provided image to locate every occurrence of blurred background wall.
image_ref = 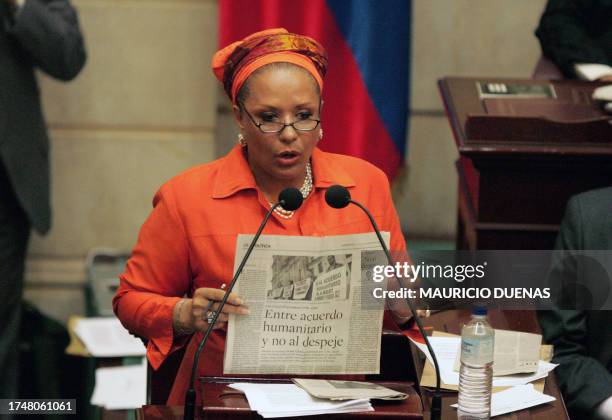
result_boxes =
[24,0,548,323]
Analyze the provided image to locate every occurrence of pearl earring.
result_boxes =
[319,129,323,141]
[238,133,247,147]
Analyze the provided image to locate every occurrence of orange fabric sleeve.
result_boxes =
[362,167,409,331]
[385,186,408,256]
[384,189,411,330]
[365,163,407,256]
[113,184,192,369]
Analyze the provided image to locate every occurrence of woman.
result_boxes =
[113,28,408,405]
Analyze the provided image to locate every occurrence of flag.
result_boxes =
[218,0,411,180]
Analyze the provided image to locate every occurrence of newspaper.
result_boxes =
[292,378,408,401]
[489,329,542,375]
[453,329,542,375]
[223,232,389,375]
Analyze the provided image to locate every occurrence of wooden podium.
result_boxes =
[137,379,422,419]
[133,311,570,419]
[135,330,422,419]
[439,77,612,250]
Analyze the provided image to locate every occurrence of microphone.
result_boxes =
[325,185,442,420]
[183,188,303,420]
[278,187,303,211]
[325,185,351,209]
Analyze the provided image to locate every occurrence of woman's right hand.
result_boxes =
[173,287,250,335]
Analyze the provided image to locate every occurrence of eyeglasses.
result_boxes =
[240,104,321,134]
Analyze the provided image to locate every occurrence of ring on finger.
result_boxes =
[206,310,216,324]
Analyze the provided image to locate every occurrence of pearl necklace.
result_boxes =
[268,162,313,219]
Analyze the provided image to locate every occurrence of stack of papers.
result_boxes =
[90,359,147,410]
[229,383,373,418]
[74,317,146,357]
[293,379,407,401]
[451,384,556,417]
[410,336,557,387]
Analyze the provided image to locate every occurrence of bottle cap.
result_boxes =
[473,304,487,316]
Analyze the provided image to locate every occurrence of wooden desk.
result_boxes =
[137,380,422,419]
[135,311,569,419]
[417,310,569,420]
[439,77,612,250]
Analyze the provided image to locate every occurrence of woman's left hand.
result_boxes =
[191,287,250,332]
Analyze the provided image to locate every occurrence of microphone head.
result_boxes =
[325,185,351,209]
[278,188,303,211]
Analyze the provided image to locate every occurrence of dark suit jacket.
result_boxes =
[535,0,612,78]
[0,0,86,234]
[538,187,612,419]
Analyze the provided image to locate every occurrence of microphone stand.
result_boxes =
[348,199,442,420]
[183,201,282,420]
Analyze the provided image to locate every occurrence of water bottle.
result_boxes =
[458,305,495,419]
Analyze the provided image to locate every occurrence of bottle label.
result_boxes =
[461,336,494,364]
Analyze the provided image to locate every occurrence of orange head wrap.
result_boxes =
[211,28,328,104]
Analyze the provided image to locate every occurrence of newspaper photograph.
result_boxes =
[223,232,390,375]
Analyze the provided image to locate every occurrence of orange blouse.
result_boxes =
[113,144,407,405]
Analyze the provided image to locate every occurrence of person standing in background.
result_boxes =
[536,0,612,81]
[538,187,612,420]
[0,0,86,400]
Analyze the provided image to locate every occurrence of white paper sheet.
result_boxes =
[410,336,557,386]
[574,63,612,81]
[451,384,556,417]
[258,407,374,418]
[90,359,147,410]
[229,383,372,418]
[74,317,146,357]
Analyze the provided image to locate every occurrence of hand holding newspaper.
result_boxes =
[224,232,389,375]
